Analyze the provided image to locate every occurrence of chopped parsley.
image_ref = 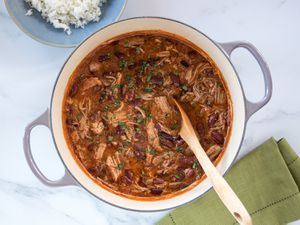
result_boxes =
[139,61,149,75]
[107,136,113,142]
[117,163,124,170]
[146,70,154,82]
[76,112,82,121]
[114,99,121,108]
[118,59,127,70]
[176,147,184,153]
[135,47,141,54]
[144,86,153,93]
[147,148,156,155]
[192,160,200,169]
[147,113,152,120]
[181,84,188,91]
[118,121,127,129]
[170,123,180,130]
[135,127,141,133]
[124,42,129,47]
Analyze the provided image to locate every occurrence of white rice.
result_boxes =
[25,0,107,35]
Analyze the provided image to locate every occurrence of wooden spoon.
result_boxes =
[173,99,252,225]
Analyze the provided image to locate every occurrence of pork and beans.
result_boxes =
[63,32,232,198]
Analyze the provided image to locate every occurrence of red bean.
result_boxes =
[150,188,163,195]
[98,54,110,62]
[153,177,164,185]
[178,155,194,167]
[159,138,174,148]
[180,60,189,68]
[170,72,180,87]
[196,122,205,136]
[211,131,224,145]
[125,170,134,180]
[150,75,163,85]
[187,50,197,59]
[69,84,78,97]
[159,132,174,141]
[208,113,219,127]
[185,168,195,178]
[128,63,136,70]
[111,40,119,46]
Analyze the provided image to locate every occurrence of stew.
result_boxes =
[63,31,232,198]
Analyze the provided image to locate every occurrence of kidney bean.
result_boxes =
[159,138,174,148]
[135,77,143,86]
[170,72,180,87]
[125,170,134,180]
[66,118,73,126]
[208,113,219,127]
[153,177,164,185]
[111,40,119,46]
[178,155,194,168]
[211,131,224,145]
[180,60,189,68]
[150,188,163,195]
[126,89,135,102]
[69,84,78,97]
[98,54,110,62]
[187,50,197,59]
[150,75,163,85]
[87,144,94,152]
[154,123,162,131]
[128,63,136,70]
[196,122,205,136]
[185,168,195,178]
[159,131,174,141]
[123,170,133,184]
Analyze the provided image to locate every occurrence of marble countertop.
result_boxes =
[0,0,299,224]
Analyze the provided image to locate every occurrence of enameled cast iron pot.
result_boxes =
[23,17,272,212]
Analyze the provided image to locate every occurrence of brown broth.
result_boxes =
[62,31,232,199]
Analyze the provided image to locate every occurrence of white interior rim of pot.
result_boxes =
[50,17,247,212]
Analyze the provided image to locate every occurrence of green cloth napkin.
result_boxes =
[157,138,300,225]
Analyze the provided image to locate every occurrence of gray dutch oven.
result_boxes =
[23,17,272,212]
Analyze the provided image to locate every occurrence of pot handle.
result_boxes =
[23,109,78,187]
[219,41,272,120]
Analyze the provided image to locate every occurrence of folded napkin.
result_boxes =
[157,138,300,225]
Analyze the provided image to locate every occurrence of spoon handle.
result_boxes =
[186,137,252,225]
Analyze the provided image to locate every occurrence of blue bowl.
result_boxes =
[4,0,127,47]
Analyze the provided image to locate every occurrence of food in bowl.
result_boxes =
[62,31,232,198]
[24,0,108,35]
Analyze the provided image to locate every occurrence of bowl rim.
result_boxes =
[49,16,247,212]
[4,0,128,48]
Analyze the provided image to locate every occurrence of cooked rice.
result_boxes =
[25,0,107,35]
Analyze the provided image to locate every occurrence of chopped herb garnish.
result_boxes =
[114,99,121,108]
[192,160,200,169]
[148,148,156,155]
[76,112,82,121]
[174,173,181,180]
[151,137,156,142]
[176,147,184,153]
[135,127,141,133]
[135,47,141,54]
[118,59,127,70]
[118,121,127,129]
[144,86,152,93]
[146,70,154,82]
[170,123,180,130]
[117,163,124,170]
[181,84,188,91]
[139,61,149,75]
[136,117,145,124]
[103,105,111,112]
[147,113,152,120]
[95,141,100,145]
[107,136,113,142]
[112,84,122,90]
[124,42,129,47]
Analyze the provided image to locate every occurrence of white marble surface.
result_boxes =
[0,0,300,224]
